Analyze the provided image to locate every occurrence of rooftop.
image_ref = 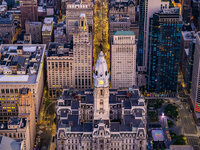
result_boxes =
[0,136,22,150]
[0,117,27,130]
[0,44,45,84]
[57,88,145,132]
[44,17,54,24]
[114,31,135,36]
[182,31,196,41]
[47,42,73,57]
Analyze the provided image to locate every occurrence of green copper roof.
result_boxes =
[114,31,135,36]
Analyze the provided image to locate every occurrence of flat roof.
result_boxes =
[114,31,134,36]
[152,130,164,141]
[0,44,45,84]
[0,136,21,150]
[170,145,193,150]
[44,17,53,24]
[0,75,29,82]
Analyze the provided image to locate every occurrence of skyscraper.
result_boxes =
[137,0,169,69]
[0,44,46,121]
[73,14,92,89]
[66,0,93,41]
[191,32,200,113]
[20,0,38,29]
[111,31,137,89]
[147,8,182,96]
[47,42,74,98]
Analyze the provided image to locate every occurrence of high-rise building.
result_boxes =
[0,44,46,121]
[0,88,36,150]
[73,14,92,89]
[18,88,35,149]
[147,8,182,96]
[47,42,74,98]
[0,117,32,150]
[180,31,196,92]
[109,0,139,41]
[111,31,137,89]
[191,32,200,114]
[25,21,42,43]
[137,0,169,69]
[20,0,38,29]
[0,13,15,44]
[56,51,147,150]
[66,0,93,41]
[42,17,54,45]
[181,0,192,21]
[54,22,67,44]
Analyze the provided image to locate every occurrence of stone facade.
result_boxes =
[56,52,147,150]
[73,14,92,89]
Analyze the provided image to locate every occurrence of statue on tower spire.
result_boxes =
[93,51,109,88]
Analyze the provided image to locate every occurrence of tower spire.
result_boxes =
[93,51,109,88]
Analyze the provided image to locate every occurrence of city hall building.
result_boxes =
[56,51,147,150]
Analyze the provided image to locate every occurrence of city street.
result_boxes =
[36,92,57,150]
[177,100,200,149]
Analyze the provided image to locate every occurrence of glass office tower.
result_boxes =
[147,8,182,96]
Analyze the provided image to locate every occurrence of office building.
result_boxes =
[181,0,192,21]
[137,0,169,69]
[0,136,25,150]
[42,17,54,45]
[20,0,38,29]
[109,0,139,41]
[0,13,15,44]
[0,44,46,121]
[18,88,35,150]
[56,51,147,150]
[111,31,137,89]
[73,14,92,89]
[47,42,74,98]
[191,32,200,114]
[25,21,42,43]
[66,0,93,41]
[0,117,32,150]
[54,22,67,44]
[147,8,182,96]
[180,31,196,92]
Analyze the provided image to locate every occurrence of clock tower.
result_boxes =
[93,51,110,121]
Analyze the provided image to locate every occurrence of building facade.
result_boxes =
[20,0,38,29]
[0,44,45,121]
[109,0,139,41]
[56,51,147,150]
[137,0,169,69]
[25,21,42,44]
[47,42,74,98]
[54,22,67,44]
[191,32,200,113]
[42,17,54,45]
[147,8,182,96]
[0,13,15,44]
[111,31,137,89]
[180,31,196,92]
[66,0,93,41]
[73,14,92,89]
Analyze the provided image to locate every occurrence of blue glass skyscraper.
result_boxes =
[147,8,182,96]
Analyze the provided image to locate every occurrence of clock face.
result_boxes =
[99,80,104,85]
